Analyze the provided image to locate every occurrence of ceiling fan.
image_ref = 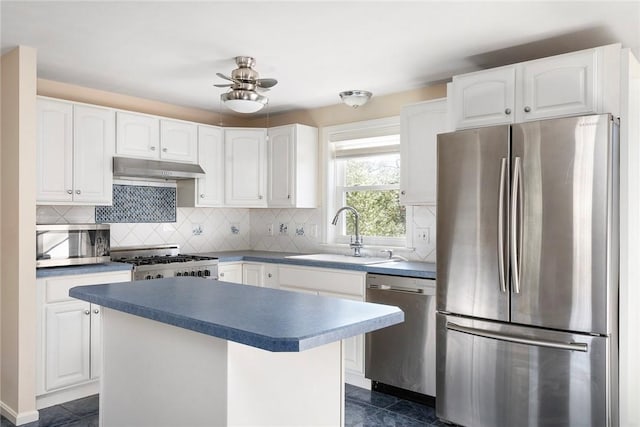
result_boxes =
[215,56,278,113]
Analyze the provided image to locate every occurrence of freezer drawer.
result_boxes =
[436,313,612,427]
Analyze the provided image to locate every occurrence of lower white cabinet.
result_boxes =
[36,270,131,403]
[242,262,279,288]
[218,263,244,284]
[278,265,366,382]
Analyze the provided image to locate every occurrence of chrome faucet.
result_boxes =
[331,206,363,257]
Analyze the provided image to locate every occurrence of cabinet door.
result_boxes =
[518,49,598,122]
[36,98,73,202]
[116,112,159,159]
[45,300,91,391]
[400,99,448,205]
[225,129,267,207]
[90,304,102,380]
[319,291,365,376]
[452,66,516,129]
[197,125,225,206]
[160,119,198,163]
[267,126,295,207]
[218,263,244,284]
[73,105,115,204]
[263,264,279,289]
[242,263,264,286]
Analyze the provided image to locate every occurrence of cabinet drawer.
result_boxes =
[278,266,365,297]
[42,271,131,303]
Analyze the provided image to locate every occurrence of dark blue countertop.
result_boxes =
[199,250,436,279]
[70,277,404,352]
[37,262,132,278]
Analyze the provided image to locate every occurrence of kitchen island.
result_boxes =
[70,277,403,427]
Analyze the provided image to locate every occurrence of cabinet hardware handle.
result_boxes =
[220,272,225,277]
[93,309,99,314]
[524,106,531,113]
[67,190,73,194]
[258,195,263,199]
[401,190,406,195]
[84,310,90,315]
[162,148,168,152]
[287,195,291,199]
[267,273,272,278]
[150,146,156,151]
[505,108,511,115]
[76,190,81,195]
[200,194,205,198]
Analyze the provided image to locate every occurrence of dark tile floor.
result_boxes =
[1,385,445,426]
[0,395,98,427]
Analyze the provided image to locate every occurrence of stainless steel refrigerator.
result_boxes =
[436,114,619,427]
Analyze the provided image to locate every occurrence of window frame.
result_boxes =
[321,116,409,249]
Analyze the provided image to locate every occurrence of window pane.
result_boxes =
[345,190,406,237]
[343,154,400,186]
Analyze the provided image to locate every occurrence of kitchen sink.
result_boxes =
[285,253,396,265]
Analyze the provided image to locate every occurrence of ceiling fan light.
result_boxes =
[221,90,267,113]
[339,90,372,108]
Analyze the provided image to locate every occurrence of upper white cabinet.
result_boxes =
[116,112,159,159]
[452,44,621,129]
[267,124,318,208]
[160,119,198,163]
[177,125,225,207]
[37,98,114,205]
[116,112,197,163]
[224,128,267,207]
[399,99,448,205]
[452,66,516,129]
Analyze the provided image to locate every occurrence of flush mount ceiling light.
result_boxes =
[216,56,277,114]
[339,90,372,108]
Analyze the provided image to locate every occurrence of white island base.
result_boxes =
[100,308,344,427]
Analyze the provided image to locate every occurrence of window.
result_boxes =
[324,117,407,248]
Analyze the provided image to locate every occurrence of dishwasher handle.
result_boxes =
[367,283,434,295]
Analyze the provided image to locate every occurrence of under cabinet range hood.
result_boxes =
[113,157,205,180]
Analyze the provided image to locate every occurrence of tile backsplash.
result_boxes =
[37,205,436,262]
[96,184,177,223]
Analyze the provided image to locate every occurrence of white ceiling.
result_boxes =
[2,1,639,116]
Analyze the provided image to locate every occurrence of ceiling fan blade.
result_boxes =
[214,83,233,88]
[216,72,236,82]
[256,78,278,88]
[255,86,271,93]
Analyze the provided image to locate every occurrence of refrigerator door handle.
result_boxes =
[497,158,507,293]
[446,322,588,352]
[510,156,522,293]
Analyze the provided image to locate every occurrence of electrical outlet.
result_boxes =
[415,227,430,244]
[308,224,318,238]
[267,223,274,236]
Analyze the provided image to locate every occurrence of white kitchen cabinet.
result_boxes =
[177,125,225,207]
[36,270,131,403]
[218,263,244,284]
[399,98,448,205]
[36,98,114,205]
[267,124,318,208]
[116,112,198,163]
[159,118,198,163]
[278,265,366,384]
[116,111,160,159]
[452,44,621,129]
[452,66,516,129]
[242,262,279,288]
[224,128,267,207]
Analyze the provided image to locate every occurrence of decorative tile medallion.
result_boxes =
[96,185,176,223]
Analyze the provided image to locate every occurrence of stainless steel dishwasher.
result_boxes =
[365,273,437,398]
